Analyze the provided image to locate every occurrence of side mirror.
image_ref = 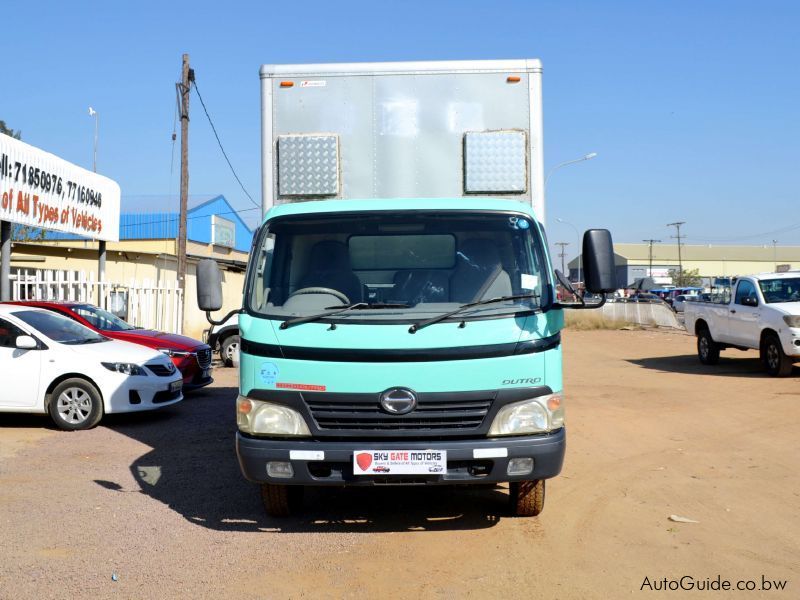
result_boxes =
[582,229,617,293]
[742,296,758,307]
[15,335,38,350]
[197,259,223,312]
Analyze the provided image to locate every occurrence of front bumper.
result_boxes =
[236,428,565,486]
[106,374,184,413]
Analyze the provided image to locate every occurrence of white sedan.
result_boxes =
[0,304,183,430]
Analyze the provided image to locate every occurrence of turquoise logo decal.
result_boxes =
[260,362,279,386]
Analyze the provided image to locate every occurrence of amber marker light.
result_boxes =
[238,398,253,414]
[507,75,521,83]
[547,395,562,411]
[280,81,294,88]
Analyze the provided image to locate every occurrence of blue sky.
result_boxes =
[2,0,799,260]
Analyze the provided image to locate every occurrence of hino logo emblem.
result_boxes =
[379,387,418,415]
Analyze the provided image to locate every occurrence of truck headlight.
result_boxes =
[101,362,146,376]
[236,396,311,436]
[783,316,800,328]
[488,393,564,436]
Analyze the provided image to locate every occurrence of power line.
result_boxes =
[191,77,259,209]
[117,206,260,229]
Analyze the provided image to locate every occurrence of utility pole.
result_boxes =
[642,239,661,277]
[177,53,193,330]
[667,222,686,286]
[555,242,570,275]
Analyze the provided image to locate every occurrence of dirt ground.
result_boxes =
[1,329,798,599]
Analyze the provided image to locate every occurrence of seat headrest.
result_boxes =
[308,240,352,272]
[459,239,501,268]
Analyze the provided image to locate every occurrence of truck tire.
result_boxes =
[509,479,545,517]
[220,334,240,367]
[260,484,303,517]
[762,334,794,377]
[697,329,720,365]
[48,378,104,431]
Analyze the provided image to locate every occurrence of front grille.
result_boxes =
[153,389,181,404]
[146,363,174,377]
[196,347,212,369]
[306,393,492,432]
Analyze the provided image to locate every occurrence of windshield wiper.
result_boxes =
[408,294,539,334]
[279,302,410,330]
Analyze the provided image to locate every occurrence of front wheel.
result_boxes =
[260,484,304,517]
[509,479,545,517]
[697,329,720,365]
[220,334,240,367]
[762,334,794,377]
[48,378,104,431]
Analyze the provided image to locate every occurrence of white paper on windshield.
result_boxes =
[521,274,539,290]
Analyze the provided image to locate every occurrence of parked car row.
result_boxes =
[0,301,215,430]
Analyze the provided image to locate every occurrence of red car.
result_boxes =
[8,301,213,391]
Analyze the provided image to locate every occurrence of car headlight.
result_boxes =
[488,393,564,436]
[236,396,311,436]
[783,316,800,328]
[101,362,146,376]
[158,348,192,358]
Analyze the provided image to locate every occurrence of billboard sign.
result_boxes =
[0,135,120,242]
[212,214,235,248]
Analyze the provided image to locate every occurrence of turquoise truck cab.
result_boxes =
[196,59,616,517]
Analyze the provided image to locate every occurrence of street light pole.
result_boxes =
[557,218,581,284]
[89,107,105,306]
[544,152,598,190]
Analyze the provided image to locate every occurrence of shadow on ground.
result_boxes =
[102,385,507,534]
[627,353,790,378]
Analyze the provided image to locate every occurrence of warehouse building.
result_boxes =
[568,243,800,288]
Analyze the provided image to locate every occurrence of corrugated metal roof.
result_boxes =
[614,243,800,262]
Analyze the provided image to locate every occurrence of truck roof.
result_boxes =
[260,59,542,78]
[745,272,800,280]
[263,197,538,222]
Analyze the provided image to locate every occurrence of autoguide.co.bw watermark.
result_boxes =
[640,574,788,592]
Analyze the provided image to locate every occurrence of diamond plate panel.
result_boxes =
[464,130,527,194]
[278,135,339,196]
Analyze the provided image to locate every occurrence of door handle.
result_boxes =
[730,309,736,314]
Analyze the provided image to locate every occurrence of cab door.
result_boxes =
[727,280,761,348]
[0,317,42,409]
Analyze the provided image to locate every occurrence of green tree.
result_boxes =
[0,120,44,241]
[669,267,702,287]
[0,120,21,139]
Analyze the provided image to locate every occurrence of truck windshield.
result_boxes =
[246,211,551,323]
[758,278,800,303]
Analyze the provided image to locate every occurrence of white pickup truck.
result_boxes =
[685,273,800,376]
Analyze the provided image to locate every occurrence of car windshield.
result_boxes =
[13,310,108,344]
[246,211,552,323]
[72,304,136,331]
[758,278,800,303]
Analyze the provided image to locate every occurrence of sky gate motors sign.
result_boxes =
[0,135,120,242]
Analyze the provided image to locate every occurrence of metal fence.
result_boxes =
[11,269,184,334]
[601,300,682,329]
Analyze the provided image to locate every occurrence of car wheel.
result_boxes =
[260,484,303,517]
[221,334,240,368]
[762,334,793,377]
[509,479,545,517]
[48,378,104,431]
[697,329,720,365]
